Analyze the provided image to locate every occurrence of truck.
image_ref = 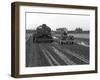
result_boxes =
[57,30,75,44]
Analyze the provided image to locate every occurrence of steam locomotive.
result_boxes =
[33,24,53,43]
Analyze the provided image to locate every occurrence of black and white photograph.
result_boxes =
[11,2,97,78]
[26,12,90,67]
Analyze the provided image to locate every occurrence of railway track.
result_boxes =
[26,36,89,67]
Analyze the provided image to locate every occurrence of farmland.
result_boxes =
[26,32,89,67]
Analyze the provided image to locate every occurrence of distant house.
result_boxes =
[56,28,68,34]
[52,28,68,38]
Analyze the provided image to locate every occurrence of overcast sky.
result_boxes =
[26,12,90,31]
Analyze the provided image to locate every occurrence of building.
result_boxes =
[56,28,68,34]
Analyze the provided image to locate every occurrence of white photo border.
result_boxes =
[19,5,96,75]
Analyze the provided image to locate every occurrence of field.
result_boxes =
[26,32,89,67]
[69,33,89,39]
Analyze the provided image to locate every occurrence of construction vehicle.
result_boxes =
[57,30,74,44]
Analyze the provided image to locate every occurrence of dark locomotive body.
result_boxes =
[33,24,53,43]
